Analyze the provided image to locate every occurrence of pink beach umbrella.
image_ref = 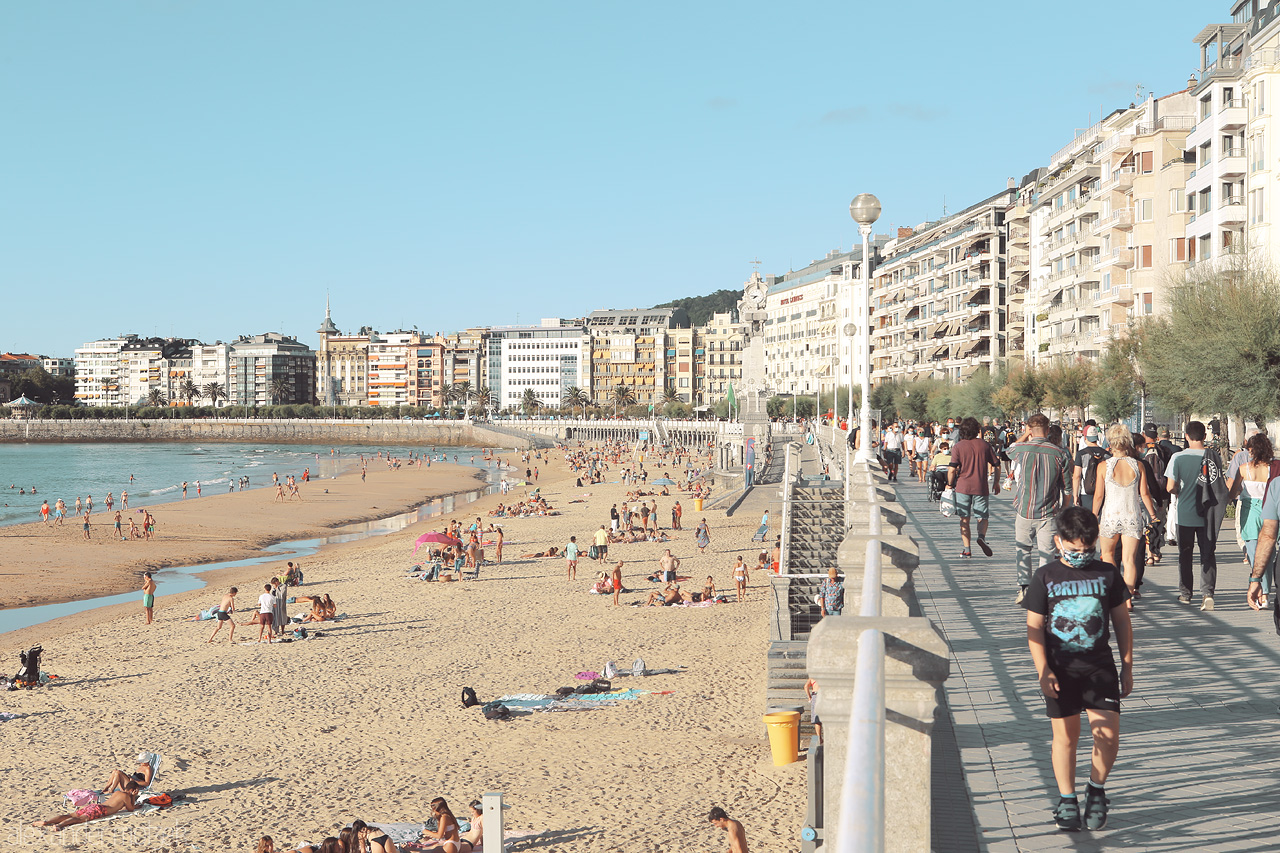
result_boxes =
[414,531,462,554]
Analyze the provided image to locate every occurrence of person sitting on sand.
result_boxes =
[519,546,560,559]
[33,782,139,830]
[420,797,462,852]
[102,753,155,793]
[646,583,682,606]
[301,596,329,623]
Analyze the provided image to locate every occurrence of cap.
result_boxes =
[1085,426,1100,439]
[1143,423,1158,439]
[136,752,150,763]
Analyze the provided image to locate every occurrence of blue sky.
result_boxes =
[2,0,1217,356]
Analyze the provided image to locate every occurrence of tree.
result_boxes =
[1006,364,1046,413]
[563,385,589,417]
[146,388,168,407]
[202,381,226,408]
[520,387,542,416]
[449,381,474,417]
[9,367,74,404]
[611,383,636,417]
[869,382,898,420]
[947,368,998,420]
[1092,343,1137,426]
[269,378,288,405]
[179,379,200,407]
[1138,249,1280,427]
[100,375,115,406]
[1042,359,1096,422]
[661,386,681,412]
[474,385,494,417]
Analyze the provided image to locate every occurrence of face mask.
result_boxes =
[1060,547,1095,569]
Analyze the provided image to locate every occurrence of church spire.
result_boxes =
[317,291,339,336]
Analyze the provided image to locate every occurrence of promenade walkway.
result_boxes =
[895,478,1280,853]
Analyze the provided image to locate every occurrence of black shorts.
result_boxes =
[1044,658,1121,718]
[597,545,608,557]
[216,611,231,621]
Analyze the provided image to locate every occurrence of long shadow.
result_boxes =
[508,826,602,850]
[181,776,279,796]
[60,673,151,687]
[897,477,1280,852]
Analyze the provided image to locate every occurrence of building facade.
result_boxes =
[487,320,588,411]
[228,333,316,407]
[586,308,685,409]
[700,311,745,407]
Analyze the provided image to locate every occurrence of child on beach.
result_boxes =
[1023,506,1133,832]
[209,587,238,643]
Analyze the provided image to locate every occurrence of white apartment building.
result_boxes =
[870,189,1015,384]
[487,319,589,410]
[367,332,415,408]
[761,245,882,404]
[74,336,134,406]
[701,311,746,407]
[190,343,231,404]
[1187,23,1248,267]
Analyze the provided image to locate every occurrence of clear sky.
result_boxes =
[2,0,1219,356]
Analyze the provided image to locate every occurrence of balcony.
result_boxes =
[1103,167,1135,192]
[1220,148,1246,179]
[1109,208,1134,231]
[1220,98,1246,130]
[1009,226,1030,246]
[1219,198,1246,224]
[1103,247,1135,269]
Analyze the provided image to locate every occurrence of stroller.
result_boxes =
[11,645,42,689]
[927,467,949,501]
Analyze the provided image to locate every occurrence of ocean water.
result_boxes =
[0,442,495,527]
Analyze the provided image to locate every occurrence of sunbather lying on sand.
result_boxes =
[33,783,139,829]
[519,546,560,558]
[646,583,682,606]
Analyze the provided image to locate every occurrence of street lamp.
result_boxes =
[849,193,881,469]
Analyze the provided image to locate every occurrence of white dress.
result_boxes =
[1098,456,1143,539]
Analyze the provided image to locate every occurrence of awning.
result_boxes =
[931,345,950,360]
[949,321,964,336]
[965,286,990,304]
[904,304,921,320]
[930,322,947,338]
[960,365,981,378]
[957,340,976,358]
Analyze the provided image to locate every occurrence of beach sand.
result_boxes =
[0,446,805,852]
[0,460,490,609]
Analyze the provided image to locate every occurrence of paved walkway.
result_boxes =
[892,478,1280,853]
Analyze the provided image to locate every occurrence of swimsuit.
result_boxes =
[142,593,154,608]
[76,803,108,820]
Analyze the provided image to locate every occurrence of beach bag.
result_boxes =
[603,660,619,679]
[461,686,479,708]
[939,489,956,518]
[66,789,97,808]
[588,544,599,560]
[145,793,173,807]
[574,678,611,695]
[481,702,511,721]
[631,657,646,677]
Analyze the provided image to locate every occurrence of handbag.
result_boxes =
[940,488,957,518]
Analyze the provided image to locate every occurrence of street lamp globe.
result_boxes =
[849,193,882,226]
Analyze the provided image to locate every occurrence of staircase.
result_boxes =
[651,418,669,446]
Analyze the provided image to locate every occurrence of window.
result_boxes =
[1170,189,1186,213]
[1138,151,1153,174]
[1199,234,1212,261]
[1137,245,1152,269]
[1250,187,1266,225]
[1170,237,1188,262]
[1136,198,1153,221]
[1201,96,1212,120]
[1142,292,1153,315]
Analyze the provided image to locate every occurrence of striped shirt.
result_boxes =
[1006,437,1074,520]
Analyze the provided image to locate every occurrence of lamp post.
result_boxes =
[850,193,881,471]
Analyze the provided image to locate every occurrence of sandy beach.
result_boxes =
[0,443,805,852]
[0,459,491,609]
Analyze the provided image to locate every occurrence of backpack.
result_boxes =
[631,658,646,677]
[603,660,619,679]
[461,686,479,708]
[145,793,173,808]
[574,678,611,695]
[1081,448,1109,495]
[480,701,511,721]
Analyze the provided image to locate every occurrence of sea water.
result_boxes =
[0,442,493,527]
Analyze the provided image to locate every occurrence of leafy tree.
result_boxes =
[520,387,542,415]
[473,385,494,417]
[1092,343,1137,425]
[8,367,75,404]
[650,289,739,326]
[947,368,998,420]
[146,388,168,407]
[611,384,636,416]
[179,379,200,406]
[269,378,288,405]
[1042,359,1096,422]
[661,386,681,411]
[1007,364,1046,413]
[202,381,226,407]
[869,382,898,419]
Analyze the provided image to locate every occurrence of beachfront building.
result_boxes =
[486,319,589,412]
[408,336,447,410]
[0,353,42,379]
[440,328,487,399]
[117,337,198,406]
[699,311,745,408]
[40,356,74,378]
[586,308,687,410]
[1240,11,1280,266]
[366,331,416,409]
[1187,22,1248,269]
[760,244,884,407]
[316,305,372,408]
[74,336,133,406]
[870,189,1016,385]
[190,343,231,406]
[227,333,316,407]
[659,326,705,406]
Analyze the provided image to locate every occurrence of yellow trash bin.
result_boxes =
[762,710,801,766]
[694,498,704,512]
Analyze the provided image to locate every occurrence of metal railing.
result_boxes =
[837,627,886,853]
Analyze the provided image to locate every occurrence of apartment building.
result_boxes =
[761,244,883,403]
[658,327,703,406]
[587,308,685,409]
[74,336,133,405]
[190,343,231,404]
[227,333,316,407]
[316,306,371,407]
[870,190,1014,385]
[485,320,588,411]
[0,353,42,379]
[439,328,487,396]
[700,311,745,407]
[41,357,74,378]
[407,336,447,409]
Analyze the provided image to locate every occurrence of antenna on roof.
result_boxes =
[941,195,948,217]
[750,257,762,273]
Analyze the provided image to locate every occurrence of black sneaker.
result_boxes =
[1083,786,1109,830]
[976,538,993,557]
[1053,797,1081,832]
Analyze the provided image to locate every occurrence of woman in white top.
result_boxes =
[914,431,932,484]
[1227,433,1276,608]
[1092,425,1158,607]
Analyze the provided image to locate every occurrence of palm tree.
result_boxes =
[521,387,542,416]
[146,388,168,408]
[202,381,226,408]
[99,375,115,407]
[450,381,474,417]
[661,386,681,412]
[473,385,494,418]
[612,383,636,418]
[269,378,289,405]
[564,385,590,418]
[180,379,200,407]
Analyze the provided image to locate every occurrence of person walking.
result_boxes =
[1165,421,1217,610]
[881,422,904,481]
[948,417,1001,559]
[1092,426,1158,609]
[1229,433,1280,609]
[817,568,844,617]
[1072,426,1110,510]
[695,518,711,554]
[1005,414,1075,603]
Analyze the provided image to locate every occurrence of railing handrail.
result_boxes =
[860,538,882,617]
[837,628,887,853]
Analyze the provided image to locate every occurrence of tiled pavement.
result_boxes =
[893,478,1280,853]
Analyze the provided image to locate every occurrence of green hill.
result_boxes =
[652,289,740,327]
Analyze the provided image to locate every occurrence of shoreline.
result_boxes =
[0,443,805,852]
[0,459,497,612]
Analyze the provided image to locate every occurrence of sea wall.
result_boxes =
[0,419,532,448]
